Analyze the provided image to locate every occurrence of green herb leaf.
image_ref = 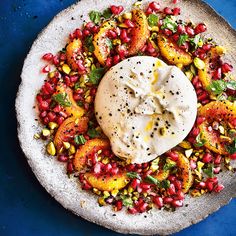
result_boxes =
[147,14,159,27]
[203,164,214,177]
[177,34,189,46]
[106,38,113,49]
[226,80,236,90]
[228,96,236,102]
[52,93,71,107]
[102,8,112,19]
[160,179,170,189]
[74,82,80,90]
[120,196,133,207]
[189,35,202,50]
[88,67,105,85]
[207,80,227,95]
[74,135,87,145]
[194,133,206,147]
[127,172,140,179]
[226,138,236,154]
[161,16,177,32]
[145,175,160,185]
[89,11,101,24]
[163,162,176,171]
[84,35,95,52]
[87,128,100,138]
[77,101,83,107]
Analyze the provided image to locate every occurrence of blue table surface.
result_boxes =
[0,0,236,235]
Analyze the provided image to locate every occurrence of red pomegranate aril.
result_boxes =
[190,159,197,170]
[104,163,112,173]
[196,116,206,125]
[82,181,92,190]
[167,183,176,195]
[42,65,50,73]
[113,55,120,65]
[164,7,173,15]
[163,28,173,36]
[77,60,86,72]
[124,19,135,28]
[47,111,56,122]
[201,99,210,105]
[70,75,79,83]
[173,180,182,190]
[198,91,209,102]
[173,7,180,16]
[175,190,185,200]
[146,42,156,53]
[59,111,68,118]
[67,162,74,174]
[207,177,218,185]
[202,153,212,163]
[73,93,83,101]
[115,200,123,211]
[39,100,49,111]
[172,199,183,207]
[213,167,221,174]
[78,173,85,182]
[85,22,95,30]
[177,24,185,34]
[91,25,99,33]
[214,184,224,193]
[163,197,173,204]
[43,117,49,124]
[185,26,195,36]
[230,153,236,160]
[40,111,47,118]
[44,82,54,94]
[195,23,207,34]
[167,151,179,161]
[83,29,90,36]
[42,53,53,61]
[199,52,207,60]
[197,88,204,96]
[93,162,102,174]
[126,164,135,171]
[149,1,161,11]
[198,181,206,189]
[131,178,141,189]
[105,196,114,204]
[168,175,176,182]
[202,44,212,52]
[111,5,124,15]
[191,127,200,137]
[138,202,148,213]
[108,29,117,39]
[192,76,199,86]
[222,63,233,74]
[53,55,60,65]
[128,207,138,214]
[105,57,113,67]
[214,155,221,165]
[53,105,62,113]
[58,155,69,162]
[74,28,82,38]
[213,67,222,80]
[153,196,164,208]
[60,53,66,61]
[57,116,65,125]
[172,33,179,42]
[110,167,119,175]
[140,182,151,190]
[173,0,179,3]
[146,6,153,15]
[36,94,43,103]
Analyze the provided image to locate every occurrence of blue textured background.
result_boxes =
[0,0,236,235]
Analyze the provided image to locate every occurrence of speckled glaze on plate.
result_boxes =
[16,0,236,235]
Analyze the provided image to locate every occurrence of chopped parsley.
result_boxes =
[145,175,160,185]
[203,164,214,177]
[89,11,101,24]
[88,67,105,85]
[84,35,95,52]
[52,93,71,107]
[74,135,86,145]
[87,128,100,138]
[177,34,189,46]
[161,16,177,32]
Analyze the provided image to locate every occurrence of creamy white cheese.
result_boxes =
[95,56,197,164]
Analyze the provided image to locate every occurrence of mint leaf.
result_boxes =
[102,8,112,19]
[127,172,140,179]
[177,34,189,46]
[84,35,95,52]
[147,14,159,27]
[161,16,177,32]
[88,67,105,85]
[87,128,100,138]
[145,175,160,185]
[74,135,86,145]
[89,11,101,24]
[52,93,71,107]
[203,164,214,177]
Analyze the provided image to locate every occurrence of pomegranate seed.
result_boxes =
[163,197,173,204]
[191,127,200,137]
[208,177,218,184]
[59,111,68,118]
[214,155,222,165]
[196,116,206,125]
[173,7,180,16]
[172,33,179,42]
[153,196,164,208]
[85,22,95,30]
[110,5,124,15]
[198,91,209,102]
[44,82,54,94]
[106,57,113,67]
[202,44,212,52]
[70,75,79,83]
[108,29,117,39]
[173,180,182,190]
[199,181,206,189]
[177,24,185,34]
[124,19,135,28]
[60,53,66,61]
[78,173,84,182]
[113,55,120,65]
[77,60,86,72]
[139,202,148,213]
[53,105,62,113]
[166,151,179,161]
[167,183,176,195]
[173,0,179,3]
[115,200,123,211]
[104,163,112,173]
[40,111,47,118]
[93,162,102,174]
[106,196,114,204]
[91,26,99,33]
[199,52,207,60]
[168,175,176,182]
[201,99,210,105]
[164,7,173,15]
[213,167,221,174]
[185,26,195,36]
[36,94,43,103]
[47,111,56,122]
[175,190,185,200]
[230,118,236,127]
[42,53,53,61]
[58,155,68,162]
[190,159,197,170]
[110,167,119,175]
[172,199,183,207]
[67,162,74,174]
[43,117,49,124]
[57,116,65,125]
[163,28,173,36]
[128,207,138,214]
[146,6,153,15]
[53,55,60,65]
[82,181,92,190]
[83,29,90,36]
[214,184,224,193]
[195,23,207,34]
[126,164,135,172]
[230,153,236,160]
[213,67,222,80]
[39,101,49,111]
[74,28,82,38]
[192,76,199,86]
[180,42,189,51]
[222,63,233,73]
[146,42,156,53]
[140,182,151,190]
[202,153,212,163]
[42,65,50,73]
[149,1,161,11]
